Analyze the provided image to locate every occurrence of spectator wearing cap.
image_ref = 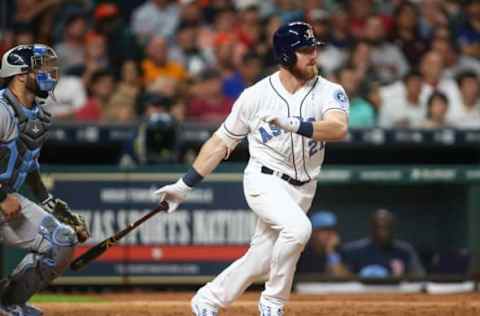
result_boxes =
[297,211,351,277]
[131,0,180,44]
[342,209,425,279]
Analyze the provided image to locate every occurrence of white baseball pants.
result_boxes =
[194,167,316,308]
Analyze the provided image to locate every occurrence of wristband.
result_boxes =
[297,121,314,137]
[182,167,204,187]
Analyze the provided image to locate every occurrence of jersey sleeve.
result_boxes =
[0,103,15,143]
[215,90,252,149]
[322,85,350,116]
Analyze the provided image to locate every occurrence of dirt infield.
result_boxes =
[38,292,480,316]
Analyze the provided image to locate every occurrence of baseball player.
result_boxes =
[154,21,349,316]
[0,44,89,316]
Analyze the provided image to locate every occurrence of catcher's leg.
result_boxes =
[0,195,77,306]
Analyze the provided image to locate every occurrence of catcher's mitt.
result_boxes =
[41,195,90,243]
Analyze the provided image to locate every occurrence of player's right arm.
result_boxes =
[153,90,251,212]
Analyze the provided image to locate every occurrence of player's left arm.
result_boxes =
[311,110,348,142]
[26,169,90,242]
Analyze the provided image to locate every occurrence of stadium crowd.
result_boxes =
[0,0,479,129]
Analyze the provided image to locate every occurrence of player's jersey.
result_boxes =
[216,71,349,182]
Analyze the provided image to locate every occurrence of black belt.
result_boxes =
[261,166,310,186]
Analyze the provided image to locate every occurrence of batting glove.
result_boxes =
[153,178,192,213]
[261,115,301,132]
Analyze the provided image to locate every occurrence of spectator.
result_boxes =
[12,23,35,45]
[270,0,303,23]
[75,69,115,121]
[328,4,353,50]
[431,34,480,79]
[131,0,180,45]
[103,60,142,123]
[92,3,141,73]
[342,209,426,278]
[391,1,428,67]
[311,9,349,76]
[168,21,210,77]
[142,35,187,88]
[54,13,87,73]
[347,40,378,87]
[222,52,262,99]
[418,0,449,41]
[419,50,461,110]
[336,66,376,128]
[363,15,410,84]
[297,211,351,277]
[450,71,480,129]
[187,69,233,122]
[421,91,451,129]
[379,71,425,128]
[457,0,480,59]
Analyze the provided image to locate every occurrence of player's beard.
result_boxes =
[291,63,318,81]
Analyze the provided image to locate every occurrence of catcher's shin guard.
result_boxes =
[2,215,76,305]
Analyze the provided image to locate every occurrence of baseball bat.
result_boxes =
[69,201,169,271]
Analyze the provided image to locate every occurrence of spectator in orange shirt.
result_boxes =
[142,35,187,87]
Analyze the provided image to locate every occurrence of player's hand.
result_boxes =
[153,179,192,213]
[261,115,300,132]
[41,195,90,243]
[0,194,21,221]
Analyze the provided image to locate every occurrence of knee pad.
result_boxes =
[2,215,77,305]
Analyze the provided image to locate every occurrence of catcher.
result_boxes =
[0,44,89,316]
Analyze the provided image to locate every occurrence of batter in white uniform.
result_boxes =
[154,21,349,316]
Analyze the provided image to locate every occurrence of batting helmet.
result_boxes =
[0,44,58,92]
[273,21,323,67]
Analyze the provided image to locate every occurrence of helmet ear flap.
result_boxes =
[281,51,296,67]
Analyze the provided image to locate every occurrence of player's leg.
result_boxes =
[0,194,78,314]
[252,174,315,313]
[192,217,277,312]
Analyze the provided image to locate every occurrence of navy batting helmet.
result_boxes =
[273,21,323,67]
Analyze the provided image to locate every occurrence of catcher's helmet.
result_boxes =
[273,21,323,67]
[0,44,58,92]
